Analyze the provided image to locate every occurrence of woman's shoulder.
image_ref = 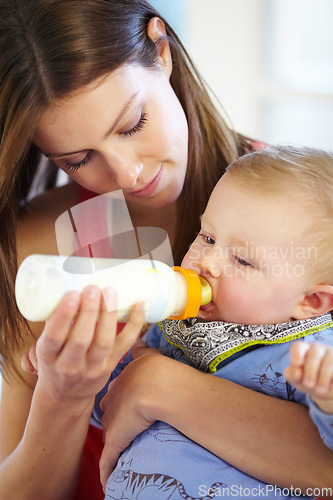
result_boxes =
[17,182,80,262]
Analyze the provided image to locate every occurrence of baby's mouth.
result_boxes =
[199,301,214,312]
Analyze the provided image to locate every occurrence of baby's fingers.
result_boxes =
[289,341,310,367]
[284,342,309,385]
[284,364,303,385]
[301,343,327,389]
[314,347,333,394]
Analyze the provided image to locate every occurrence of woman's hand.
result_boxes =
[99,339,164,488]
[3,286,144,500]
[22,286,145,405]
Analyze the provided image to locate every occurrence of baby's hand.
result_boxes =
[284,341,333,414]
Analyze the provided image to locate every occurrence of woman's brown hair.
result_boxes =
[0,0,252,375]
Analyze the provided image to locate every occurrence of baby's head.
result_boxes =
[183,145,333,324]
[227,145,333,287]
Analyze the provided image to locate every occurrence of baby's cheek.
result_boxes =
[182,244,201,271]
[216,282,257,322]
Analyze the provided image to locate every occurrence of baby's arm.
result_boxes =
[284,341,333,414]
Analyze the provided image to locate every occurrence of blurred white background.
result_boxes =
[153,0,333,150]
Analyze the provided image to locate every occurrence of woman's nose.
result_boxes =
[104,149,143,189]
[115,162,143,189]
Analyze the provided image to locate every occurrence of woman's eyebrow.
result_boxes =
[45,91,140,159]
[104,91,139,139]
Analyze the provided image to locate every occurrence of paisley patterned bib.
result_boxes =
[160,313,333,372]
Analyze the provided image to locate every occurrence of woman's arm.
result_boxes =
[100,344,333,495]
[0,288,145,500]
[0,372,94,500]
[0,182,90,499]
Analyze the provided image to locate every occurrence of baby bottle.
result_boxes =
[15,254,212,323]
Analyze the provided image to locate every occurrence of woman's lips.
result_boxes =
[130,165,163,198]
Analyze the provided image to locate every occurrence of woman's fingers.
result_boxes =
[105,301,145,367]
[36,291,81,363]
[86,287,118,365]
[85,287,145,370]
[35,285,145,386]
[21,348,38,374]
[100,434,124,490]
[60,286,102,367]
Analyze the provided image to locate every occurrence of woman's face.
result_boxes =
[34,63,188,210]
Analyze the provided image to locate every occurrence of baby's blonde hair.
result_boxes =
[226,145,333,285]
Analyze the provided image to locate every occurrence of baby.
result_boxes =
[98,144,333,499]
[181,144,333,414]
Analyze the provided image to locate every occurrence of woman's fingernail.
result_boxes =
[66,291,80,307]
[136,301,145,312]
[86,285,99,298]
[102,287,117,311]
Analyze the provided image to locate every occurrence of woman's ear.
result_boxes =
[147,17,172,78]
[293,284,333,320]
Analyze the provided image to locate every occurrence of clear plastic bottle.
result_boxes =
[15,254,212,323]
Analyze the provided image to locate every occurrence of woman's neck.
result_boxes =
[127,200,178,249]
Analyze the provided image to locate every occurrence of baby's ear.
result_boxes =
[293,285,333,320]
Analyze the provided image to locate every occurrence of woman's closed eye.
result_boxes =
[65,152,92,172]
[64,112,148,173]
[121,112,148,138]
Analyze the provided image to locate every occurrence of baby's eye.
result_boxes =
[198,233,215,245]
[235,256,253,268]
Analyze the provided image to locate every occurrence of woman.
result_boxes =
[0,1,331,499]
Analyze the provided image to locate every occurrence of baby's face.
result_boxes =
[182,173,315,325]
